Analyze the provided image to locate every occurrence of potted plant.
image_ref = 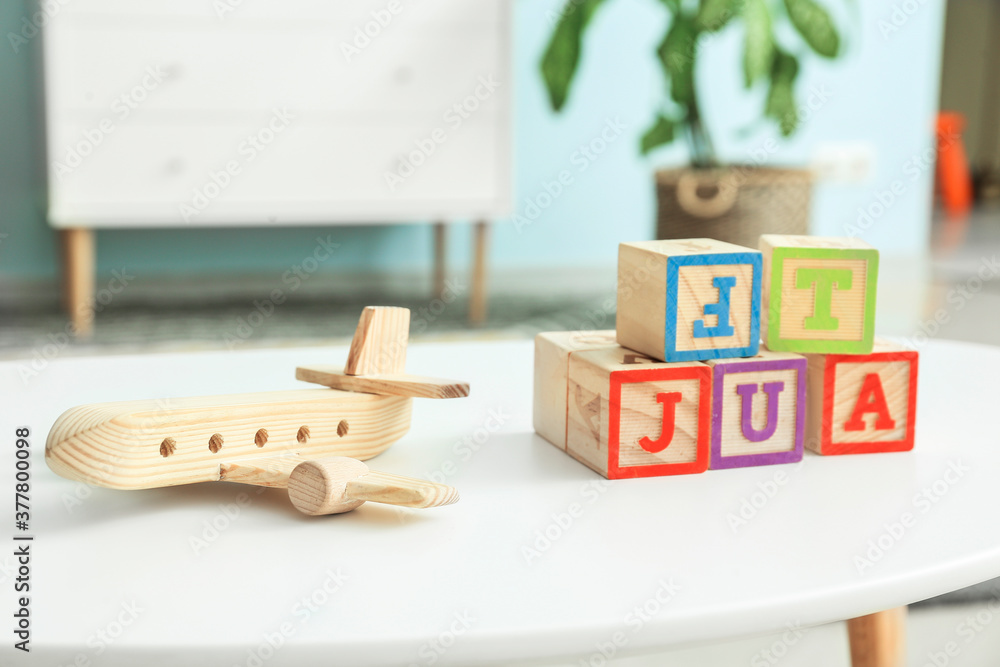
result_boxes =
[540,0,844,247]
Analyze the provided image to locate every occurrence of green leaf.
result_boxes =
[657,14,699,105]
[783,0,840,57]
[539,0,608,111]
[742,0,774,88]
[640,115,678,154]
[696,0,739,32]
[765,50,800,136]
[658,0,681,12]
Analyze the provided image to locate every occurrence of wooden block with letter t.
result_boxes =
[760,234,879,354]
[617,238,761,362]
[565,346,711,479]
[704,347,806,470]
[805,338,918,455]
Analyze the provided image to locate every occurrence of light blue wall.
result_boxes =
[0,0,944,284]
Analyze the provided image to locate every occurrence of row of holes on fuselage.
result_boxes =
[158,420,349,457]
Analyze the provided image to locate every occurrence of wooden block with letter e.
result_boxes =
[533,330,618,450]
[617,238,761,363]
[760,234,879,354]
[564,346,711,479]
[704,347,806,470]
[805,338,918,455]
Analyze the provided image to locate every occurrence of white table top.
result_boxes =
[3,338,999,666]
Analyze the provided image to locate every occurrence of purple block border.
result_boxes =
[710,357,807,469]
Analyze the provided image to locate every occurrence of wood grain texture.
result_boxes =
[760,234,878,354]
[45,389,412,490]
[617,239,760,362]
[220,455,306,488]
[345,306,410,376]
[296,364,469,399]
[346,470,460,508]
[566,345,710,478]
[288,457,369,515]
[847,607,906,667]
[673,260,756,354]
[805,339,918,455]
[532,330,618,450]
[287,457,459,515]
[616,242,668,363]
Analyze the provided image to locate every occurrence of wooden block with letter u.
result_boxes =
[760,234,879,354]
[554,345,712,479]
[704,347,806,469]
[617,238,762,362]
[805,339,919,455]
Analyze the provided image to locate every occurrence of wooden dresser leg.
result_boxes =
[61,228,96,338]
[469,220,490,325]
[433,222,447,298]
[847,607,906,667]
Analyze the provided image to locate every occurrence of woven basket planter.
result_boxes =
[655,167,813,248]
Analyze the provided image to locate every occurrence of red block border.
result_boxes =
[608,365,711,479]
[821,350,919,455]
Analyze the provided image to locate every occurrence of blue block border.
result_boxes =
[664,252,762,362]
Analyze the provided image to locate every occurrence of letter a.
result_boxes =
[794,268,853,330]
[735,381,784,442]
[693,276,736,338]
[844,373,896,432]
[639,392,683,453]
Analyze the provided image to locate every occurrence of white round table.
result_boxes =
[2,338,999,666]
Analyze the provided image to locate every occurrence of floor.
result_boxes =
[4,211,1000,665]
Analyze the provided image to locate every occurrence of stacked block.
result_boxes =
[705,349,806,470]
[617,239,761,362]
[533,234,918,480]
[535,333,711,479]
[804,339,918,455]
[760,234,878,354]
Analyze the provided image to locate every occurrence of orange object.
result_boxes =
[936,112,973,217]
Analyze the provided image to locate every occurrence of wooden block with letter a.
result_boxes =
[805,339,918,455]
[760,234,879,354]
[617,238,761,362]
[704,347,806,469]
[533,330,618,450]
[564,346,711,479]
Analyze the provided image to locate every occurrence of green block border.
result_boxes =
[766,247,878,353]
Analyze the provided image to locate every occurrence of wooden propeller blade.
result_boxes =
[296,364,469,399]
[345,471,460,509]
[287,457,460,516]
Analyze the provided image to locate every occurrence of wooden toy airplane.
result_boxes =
[45,306,469,516]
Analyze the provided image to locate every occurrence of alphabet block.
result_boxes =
[760,234,879,354]
[617,238,761,363]
[805,339,918,455]
[705,348,806,469]
[533,330,619,450]
[564,347,711,478]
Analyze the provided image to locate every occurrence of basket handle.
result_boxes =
[675,171,739,219]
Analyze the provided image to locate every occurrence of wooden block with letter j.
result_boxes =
[617,238,761,363]
[534,338,712,479]
[760,234,879,354]
[805,338,918,455]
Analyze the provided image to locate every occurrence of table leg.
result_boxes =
[469,220,490,325]
[61,228,95,338]
[847,607,906,667]
[433,222,447,298]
